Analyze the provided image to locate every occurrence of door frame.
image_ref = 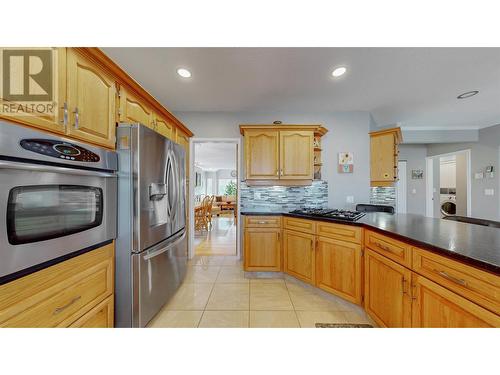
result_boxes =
[425,149,471,218]
[188,138,242,260]
[395,160,407,214]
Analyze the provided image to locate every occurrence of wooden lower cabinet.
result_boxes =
[411,274,500,328]
[283,229,315,284]
[315,236,362,304]
[0,243,114,328]
[364,249,412,327]
[70,296,114,328]
[244,228,281,272]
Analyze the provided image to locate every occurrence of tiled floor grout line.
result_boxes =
[283,280,302,328]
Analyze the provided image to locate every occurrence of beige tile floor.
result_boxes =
[147,255,376,328]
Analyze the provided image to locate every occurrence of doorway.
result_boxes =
[425,149,471,218]
[188,138,241,259]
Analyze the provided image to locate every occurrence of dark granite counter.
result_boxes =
[240,210,500,274]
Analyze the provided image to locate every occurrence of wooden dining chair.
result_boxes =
[195,196,211,231]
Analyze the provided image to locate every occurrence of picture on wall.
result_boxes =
[411,169,424,179]
[195,172,202,187]
[338,152,354,173]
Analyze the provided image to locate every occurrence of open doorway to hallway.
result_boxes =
[192,141,239,257]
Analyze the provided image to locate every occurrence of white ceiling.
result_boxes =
[194,142,236,171]
[103,47,500,130]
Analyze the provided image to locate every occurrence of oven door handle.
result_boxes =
[0,160,116,178]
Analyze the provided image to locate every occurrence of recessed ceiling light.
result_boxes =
[177,68,192,78]
[332,66,347,78]
[457,90,479,99]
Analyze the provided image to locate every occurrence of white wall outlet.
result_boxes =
[412,188,417,194]
[484,189,494,196]
[475,172,484,179]
[346,195,354,203]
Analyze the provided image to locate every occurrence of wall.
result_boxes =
[456,153,467,216]
[176,111,372,209]
[427,123,500,220]
[439,158,456,188]
[240,180,328,211]
[399,144,427,216]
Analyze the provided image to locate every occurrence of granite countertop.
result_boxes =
[240,210,500,274]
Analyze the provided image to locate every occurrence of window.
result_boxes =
[218,179,236,195]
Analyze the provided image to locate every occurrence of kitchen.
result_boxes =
[1,4,499,373]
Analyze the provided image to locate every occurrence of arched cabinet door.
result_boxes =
[279,130,313,179]
[244,130,279,180]
[66,49,116,148]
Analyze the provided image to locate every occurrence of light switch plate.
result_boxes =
[346,195,354,203]
[485,189,494,196]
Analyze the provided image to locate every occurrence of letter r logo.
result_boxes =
[2,49,53,102]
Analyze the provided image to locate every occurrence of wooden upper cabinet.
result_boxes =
[279,130,314,179]
[364,249,412,327]
[176,128,189,149]
[119,87,153,127]
[283,229,316,285]
[0,48,67,135]
[154,113,174,140]
[66,49,116,148]
[245,130,280,180]
[370,127,402,187]
[315,236,362,305]
[411,274,500,328]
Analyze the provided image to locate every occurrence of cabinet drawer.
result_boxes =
[412,247,500,315]
[70,296,114,328]
[245,216,281,228]
[0,243,114,327]
[316,222,362,244]
[365,230,411,267]
[283,217,315,234]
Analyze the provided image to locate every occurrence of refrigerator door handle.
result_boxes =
[142,230,186,261]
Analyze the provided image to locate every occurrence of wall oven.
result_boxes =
[0,120,117,283]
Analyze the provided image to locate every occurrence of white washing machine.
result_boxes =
[440,194,457,216]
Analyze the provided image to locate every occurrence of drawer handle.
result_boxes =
[257,221,268,224]
[53,296,81,315]
[374,241,391,252]
[435,270,467,287]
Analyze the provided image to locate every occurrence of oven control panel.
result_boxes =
[20,139,100,162]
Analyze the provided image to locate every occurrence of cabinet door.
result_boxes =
[244,228,281,272]
[155,112,174,140]
[411,274,500,328]
[0,47,67,135]
[364,249,412,327]
[370,133,396,183]
[66,49,116,148]
[244,130,279,180]
[70,296,114,328]
[316,236,362,304]
[279,130,313,179]
[119,87,153,127]
[283,229,315,284]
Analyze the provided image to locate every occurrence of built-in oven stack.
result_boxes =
[0,120,117,284]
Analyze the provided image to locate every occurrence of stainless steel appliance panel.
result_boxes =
[132,229,187,327]
[170,142,186,235]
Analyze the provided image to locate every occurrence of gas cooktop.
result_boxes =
[289,208,366,222]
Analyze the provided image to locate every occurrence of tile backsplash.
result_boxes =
[240,180,328,210]
[370,186,396,207]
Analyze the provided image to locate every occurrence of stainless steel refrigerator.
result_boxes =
[115,123,187,327]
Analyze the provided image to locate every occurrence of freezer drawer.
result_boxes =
[132,229,187,327]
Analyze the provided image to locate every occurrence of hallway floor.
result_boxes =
[148,255,375,328]
[194,216,236,256]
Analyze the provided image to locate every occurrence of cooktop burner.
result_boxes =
[289,208,366,222]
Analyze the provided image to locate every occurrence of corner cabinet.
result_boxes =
[240,124,327,185]
[66,49,116,148]
[370,127,402,187]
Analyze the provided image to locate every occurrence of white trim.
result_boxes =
[402,126,481,131]
[188,138,241,260]
[395,160,407,214]
[425,149,472,218]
